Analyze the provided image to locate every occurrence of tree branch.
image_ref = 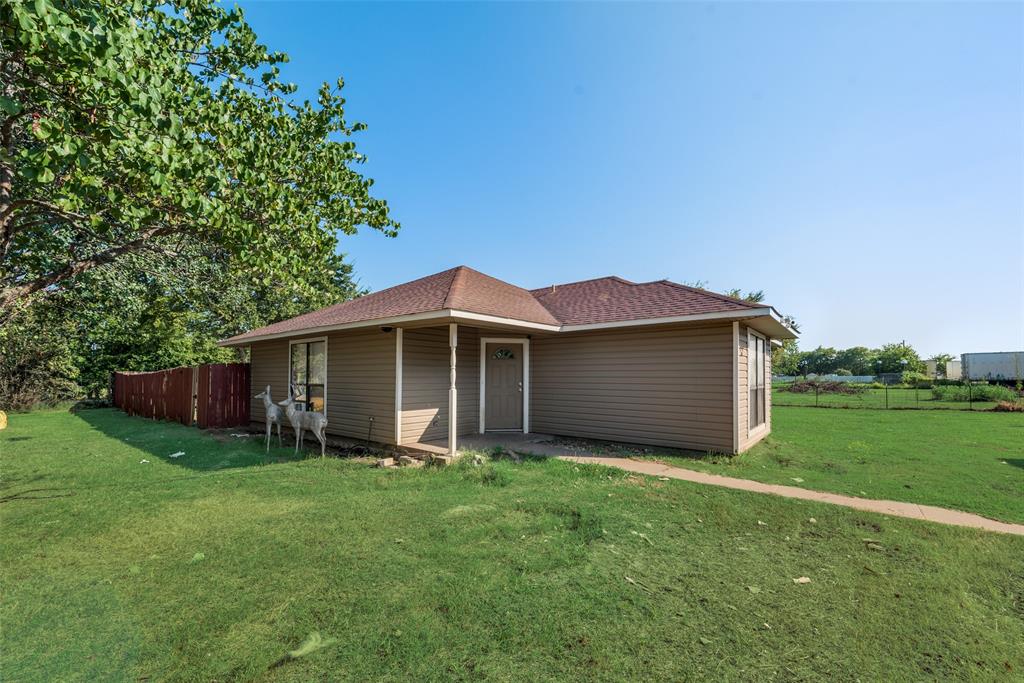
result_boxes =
[0,198,89,227]
[0,225,178,318]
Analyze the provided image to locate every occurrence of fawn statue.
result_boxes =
[254,385,284,452]
[278,384,328,457]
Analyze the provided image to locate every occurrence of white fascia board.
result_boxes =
[218,310,452,346]
[560,308,773,332]
[219,309,560,347]
[742,310,799,340]
[562,308,798,339]
[219,306,795,347]
[448,310,560,332]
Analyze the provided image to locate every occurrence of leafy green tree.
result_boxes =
[771,339,802,376]
[802,346,839,375]
[0,0,397,320]
[724,288,766,303]
[931,353,954,376]
[7,242,364,401]
[0,301,80,409]
[834,346,876,376]
[874,343,924,374]
[771,342,928,379]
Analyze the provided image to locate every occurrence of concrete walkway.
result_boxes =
[558,455,1024,536]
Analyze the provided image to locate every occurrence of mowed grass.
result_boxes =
[1,409,1023,682]
[643,407,1024,524]
[772,385,1006,411]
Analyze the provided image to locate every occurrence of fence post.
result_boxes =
[815,385,819,407]
[968,381,973,411]
[191,366,198,426]
[885,383,889,410]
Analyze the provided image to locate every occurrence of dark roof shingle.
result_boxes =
[222,266,766,344]
[529,277,760,326]
[224,266,558,343]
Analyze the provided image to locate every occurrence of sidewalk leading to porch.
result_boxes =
[411,432,1024,536]
[558,455,1024,536]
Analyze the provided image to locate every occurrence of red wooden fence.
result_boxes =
[112,366,194,425]
[195,363,250,429]
[112,363,250,428]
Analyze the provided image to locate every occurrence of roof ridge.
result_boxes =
[529,275,634,294]
[311,265,460,313]
[440,266,561,325]
[657,279,764,308]
[442,265,468,309]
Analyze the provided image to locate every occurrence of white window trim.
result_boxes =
[747,328,767,436]
[479,337,530,434]
[287,336,328,414]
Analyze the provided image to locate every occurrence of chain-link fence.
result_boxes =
[772,379,1024,411]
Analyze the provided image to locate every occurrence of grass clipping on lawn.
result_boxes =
[271,632,338,669]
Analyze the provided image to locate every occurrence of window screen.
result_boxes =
[290,340,326,413]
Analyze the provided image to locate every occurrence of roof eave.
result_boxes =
[219,306,797,347]
[217,309,561,347]
[559,307,798,338]
[742,308,799,340]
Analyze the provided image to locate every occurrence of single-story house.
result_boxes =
[220,266,797,455]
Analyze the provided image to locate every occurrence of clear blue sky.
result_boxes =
[238,1,1023,358]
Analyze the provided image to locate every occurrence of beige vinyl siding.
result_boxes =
[325,328,395,444]
[248,328,396,445]
[250,338,289,428]
[399,326,481,445]
[738,324,771,452]
[531,323,734,452]
[456,328,481,438]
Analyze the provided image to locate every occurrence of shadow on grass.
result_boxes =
[1004,458,1024,470]
[74,408,310,472]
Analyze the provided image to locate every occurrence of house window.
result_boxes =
[492,348,515,360]
[749,332,766,429]
[290,339,326,414]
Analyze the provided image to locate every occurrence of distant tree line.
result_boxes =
[772,342,925,377]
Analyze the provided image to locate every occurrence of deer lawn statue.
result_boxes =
[279,384,329,457]
[254,385,285,452]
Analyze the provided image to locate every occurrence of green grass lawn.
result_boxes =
[641,407,1024,524]
[772,385,1008,410]
[2,409,1024,681]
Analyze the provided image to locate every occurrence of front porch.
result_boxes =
[405,431,559,458]
[396,322,536,455]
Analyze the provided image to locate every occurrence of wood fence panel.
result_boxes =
[194,363,250,429]
[196,365,210,428]
[114,363,249,429]
[112,366,196,426]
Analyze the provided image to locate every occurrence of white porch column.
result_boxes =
[448,323,457,455]
[394,328,403,445]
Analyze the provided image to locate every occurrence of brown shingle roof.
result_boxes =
[222,266,767,344]
[529,277,760,326]
[223,266,558,344]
